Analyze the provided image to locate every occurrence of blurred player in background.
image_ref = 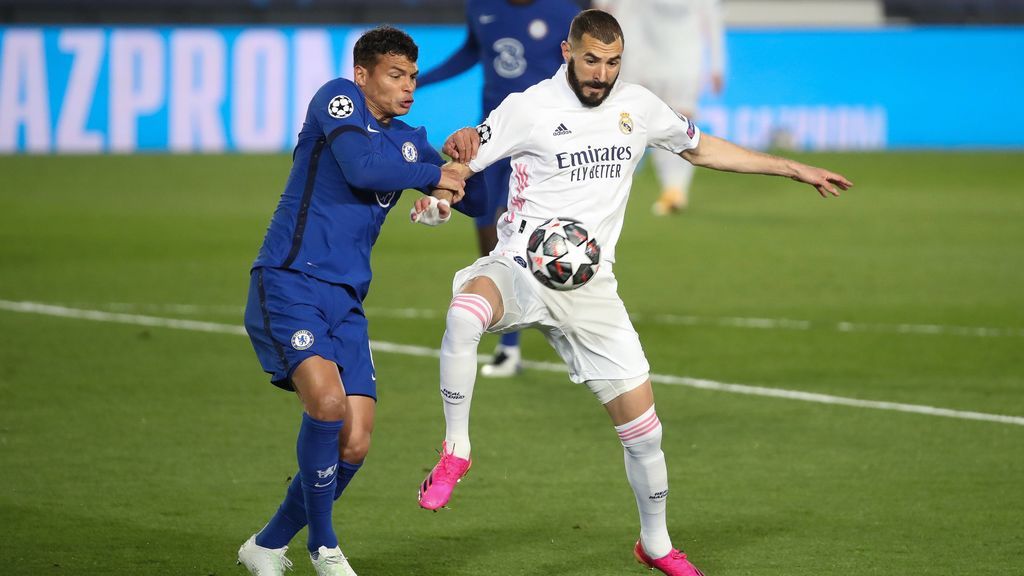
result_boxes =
[418,0,584,377]
[596,0,725,214]
[237,26,479,576]
[417,10,850,576]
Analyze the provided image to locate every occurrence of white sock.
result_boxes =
[441,294,492,459]
[651,147,695,201]
[616,405,673,558]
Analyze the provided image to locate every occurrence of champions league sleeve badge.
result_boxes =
[402,141,418,162]
[477,122,492,145]
[328,95,354,119]
[619,112,634,135]
[676,111,696,138]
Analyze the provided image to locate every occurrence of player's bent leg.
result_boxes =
[419,277,503,510]
[252,395,371,571]
[601,381,705,576]
[291,357,346,554]
[441,276,504,459]
[335,394,375,496]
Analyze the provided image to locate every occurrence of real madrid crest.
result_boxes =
[618,112,633,135]
[402,141,418,162]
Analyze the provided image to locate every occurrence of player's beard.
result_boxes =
[567,58,617,108]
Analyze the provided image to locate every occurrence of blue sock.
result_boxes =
[334,460,363,499]
[500,330,520,348]
[296,413,343,553]
[255,459,364,549]
[256,474,306,549]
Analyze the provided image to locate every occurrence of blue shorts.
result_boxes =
[244,266,377,399]
[474,158,513,229]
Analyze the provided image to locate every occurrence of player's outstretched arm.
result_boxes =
[681,133,853,197]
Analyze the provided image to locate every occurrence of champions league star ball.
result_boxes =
[526,217,601,291]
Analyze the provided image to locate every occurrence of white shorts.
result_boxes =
[452,254,651,390]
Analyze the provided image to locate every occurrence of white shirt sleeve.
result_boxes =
[644,89,702,154]
[468,93,534,173]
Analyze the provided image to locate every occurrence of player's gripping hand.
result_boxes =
[437,164,467,202]
[410,195,452,226]
[791,163,853,198]
[442,127,481,162]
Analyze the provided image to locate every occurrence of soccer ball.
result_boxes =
[526,217,601,291]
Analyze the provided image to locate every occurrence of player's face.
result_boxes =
[355,53,419,121]
[561,34,622,108]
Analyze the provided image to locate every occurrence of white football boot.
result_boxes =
[480,345,522,378]
[310,545,358,576]
[237,534,293,575]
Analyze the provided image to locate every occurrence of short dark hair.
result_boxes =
[568,9,623,46]
[353,25,419,69]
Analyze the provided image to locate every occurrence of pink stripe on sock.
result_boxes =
[451,294,492,326]
[450,302,489,329]
[452,296,491,322]
[454,293,491,313]
[617,412,660,440]
[618,417,661,441]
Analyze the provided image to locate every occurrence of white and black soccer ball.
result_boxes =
[526,217,601,291]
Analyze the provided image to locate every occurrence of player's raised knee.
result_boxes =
[447,292,495,333]
[304,390,347,422]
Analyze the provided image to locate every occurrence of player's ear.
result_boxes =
[561,40,572,63]
[353,65,369,88]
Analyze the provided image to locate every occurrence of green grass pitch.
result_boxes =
[1,152,1022,575]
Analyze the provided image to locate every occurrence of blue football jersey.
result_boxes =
[420,0,581,114]
[252,78,452,300]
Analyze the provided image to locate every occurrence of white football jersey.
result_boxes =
[469,65,701,264]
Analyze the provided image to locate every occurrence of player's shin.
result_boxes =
[616,405,673,559]
[296,413,344,553]
[440,293,493,459]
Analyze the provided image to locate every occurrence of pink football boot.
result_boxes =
[634,540,706,576]
[418,442,472,510]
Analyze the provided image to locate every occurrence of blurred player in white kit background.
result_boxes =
[596,0,726,214]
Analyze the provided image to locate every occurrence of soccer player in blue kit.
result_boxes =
[418,0,584,377]
[236,26,481,576]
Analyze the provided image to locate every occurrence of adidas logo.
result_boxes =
[552,123,572,136]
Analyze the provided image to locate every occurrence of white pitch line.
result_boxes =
[52,301,1024,339]
[2,298,1023,428]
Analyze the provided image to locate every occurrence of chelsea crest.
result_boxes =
[402,142,418,162]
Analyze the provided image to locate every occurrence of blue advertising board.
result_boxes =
[0,25,1021,153]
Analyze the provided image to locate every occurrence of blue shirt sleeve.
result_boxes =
[417,10,481,87]
[310,79,442,191]
[417,135,486,218]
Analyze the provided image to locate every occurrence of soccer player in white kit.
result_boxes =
[413,9,851,576]
[598,0,726,214]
